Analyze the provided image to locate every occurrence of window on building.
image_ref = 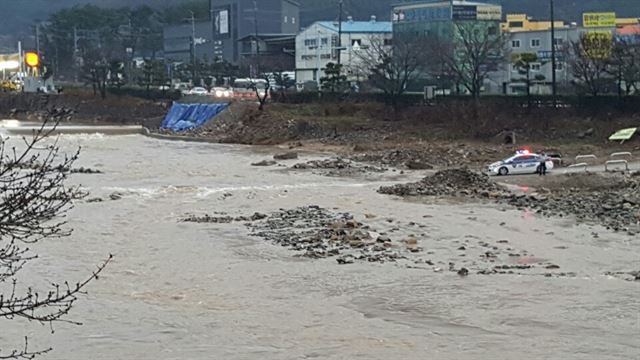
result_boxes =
[555,62,564,71]
[292,17,296,24]
[321,37,328,46]
[384,38,392,46]
[531,39,541,48]
[508,21,524,28]
[304,39,317,47]
[553,38,564,46]
[530,62,541,71]
[511,40,521,48]
[284,16,288,23]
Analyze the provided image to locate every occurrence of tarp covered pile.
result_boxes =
[161,103,227,132]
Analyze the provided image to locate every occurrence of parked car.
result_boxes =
[487,151,554,176]
[212,87,233,98]
[188,87,209,96]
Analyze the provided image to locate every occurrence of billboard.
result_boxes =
[213,7,230,38]
[583,31,613,59]
[477,5,502,21]
[395,4,451,22]
[450,4,501,21]
[583,12,616,28]
[452,5,476,21]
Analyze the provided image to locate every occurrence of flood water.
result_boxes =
[2,132,638,360]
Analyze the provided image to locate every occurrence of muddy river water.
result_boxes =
[2,133,638,359]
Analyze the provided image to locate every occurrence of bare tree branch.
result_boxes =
[0,117,111,359]
[569,33,612,97]
[355,34,427,112]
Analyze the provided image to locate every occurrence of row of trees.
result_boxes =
[323,22,640,112]
[39,2,211,81]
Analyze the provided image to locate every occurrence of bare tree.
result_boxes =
[243,53,293,111]
[433,22,506,100]
[355,34,427,112]
[513,53,546,108]
[607,38,640,97]
[569,33,612,97]
[0,118,111,359]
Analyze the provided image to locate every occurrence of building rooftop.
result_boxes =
[393,0,498,8]
[317,20,392,33]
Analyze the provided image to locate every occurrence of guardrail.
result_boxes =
[566,163,589,173]
[605,160,629,172]
[575,154,597,163]
[610,152,633,160]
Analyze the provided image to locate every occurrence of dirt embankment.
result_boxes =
[177,100,639,169]
[3,93,638,170]
[0,92,168,126]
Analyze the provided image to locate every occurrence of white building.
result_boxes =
[295,17,392,88]
[505,26,583,95]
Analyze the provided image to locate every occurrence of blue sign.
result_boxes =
[402,6,451,22]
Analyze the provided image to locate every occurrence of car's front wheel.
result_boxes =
[498,167,509,176]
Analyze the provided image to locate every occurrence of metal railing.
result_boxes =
[610,152,633,160]
[575,154,597,163]
[566,163,589,172]
[605,160,629,172]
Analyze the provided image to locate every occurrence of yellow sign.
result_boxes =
[583,12,616,28]
[24,52,40,68]
[583,32,612,59]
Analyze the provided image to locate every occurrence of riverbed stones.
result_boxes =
[379,168,640,236]
[242,206,417,264]
[273,152,298,160]
[251,160,277,166]
[182,212,267,223]
[292,157,385,176]
[379,168,503,197]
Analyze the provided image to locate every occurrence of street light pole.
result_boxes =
[253,0,260,77]
[189,10,197,83]
[337,0,343,65]
[550,0,557,104]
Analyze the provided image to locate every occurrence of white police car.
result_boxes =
[487,151,554,176]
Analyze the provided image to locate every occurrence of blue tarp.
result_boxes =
[160,103,228,132]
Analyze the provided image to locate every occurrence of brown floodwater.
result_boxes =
[2,131,638,360]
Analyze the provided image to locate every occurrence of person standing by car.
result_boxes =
[538,155,548,176]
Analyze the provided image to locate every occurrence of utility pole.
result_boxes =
[550,0,557,105]
[337,0,343,65]
[189,10,197,84]
[73,27,79,55]
[35,24,40,54]
[73,27,79,83]
[253,0,260,77]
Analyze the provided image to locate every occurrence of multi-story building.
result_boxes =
[295,17,392,86]
[164,21,216,63]
[210,0,300,64]
[502,14,566,33]
[392,0,504,94]
[502,12,636,95]
[505,26,581,95]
